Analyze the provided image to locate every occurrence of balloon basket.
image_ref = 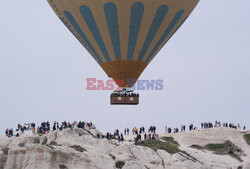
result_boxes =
[110,88,139,105]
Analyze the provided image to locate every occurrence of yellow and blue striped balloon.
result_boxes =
[48,0,199,87]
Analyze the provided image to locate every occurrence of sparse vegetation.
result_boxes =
[109,153,116,160]
[230,154,243,162]
[190,141,243,162]
[69,145,86,152]
[161,136,179,146]
[237,166,243,169]
[138,137,180,154]
[191,144,204,150]
[115,161,125,169]
[138,136,198,162]
[1,147,9,155]
[59,164,68,169]
[33,138,40,144]
[244,134,250,145]
[18,142,25,147]
[42,137,48,145]
[50,141,58,146]
[205,141,241,155]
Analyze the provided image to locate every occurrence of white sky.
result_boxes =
[0,0,249,134]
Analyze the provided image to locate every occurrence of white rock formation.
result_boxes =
[0,127,249,169]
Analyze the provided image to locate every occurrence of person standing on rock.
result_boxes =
[32,127,36,134]
[118,135,121,143]
[148,133,151,140]
[126,128,129,135]
[152,134,155,140]
[106,132,110,140]
[237,123,241,130]
[121,134,124,143]
[5,128,9,137]
[124,128,126,135]
[53,123,56,131]
[9,129,13,137]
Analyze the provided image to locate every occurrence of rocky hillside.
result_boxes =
[0,127,250,169]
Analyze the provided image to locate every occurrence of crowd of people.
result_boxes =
[105,126,159,144]
[5,128,14,137]
[130,126,146,135]
[4,120,247,145]
[124,128,129,135]
[106,129,125,143]
[200,121,245,130]
[125,121,247,144]
[4,121,96,137]
[132,126,159,144]
[165,121,246,134]
[134,132,159,144]
[111,92,139,97]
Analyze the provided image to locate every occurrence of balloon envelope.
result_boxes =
[48,0,199,87]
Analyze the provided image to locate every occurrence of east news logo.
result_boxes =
[86,78,163,90]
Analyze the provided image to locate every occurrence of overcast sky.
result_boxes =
[0,0,249,134]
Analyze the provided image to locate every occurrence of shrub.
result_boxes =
[33,138,40,144]
[42,137,48,145]
[1,147,9,155]
[18,143,25,147]
[59,164,68,169]
[191,144,204,150]
[244,134,250,145]
[69,145,86,152]
[115,161,125,169]
[50,141,58,146]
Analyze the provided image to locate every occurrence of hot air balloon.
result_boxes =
[47,0,199,105]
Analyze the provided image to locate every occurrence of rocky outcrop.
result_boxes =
[0,127,249,169]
